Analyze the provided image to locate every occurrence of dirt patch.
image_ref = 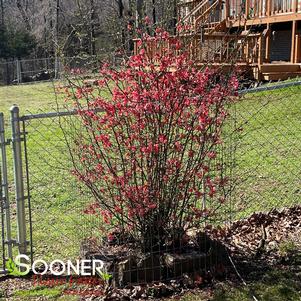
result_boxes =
[81,232,228,287]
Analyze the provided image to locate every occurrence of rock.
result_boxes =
[266,241,278,252]
[32,71,53,81]
[136,254,162,282]
[116,256,137,287]
[130,286,145,298]
[163,252,209,277]
[181,274,195,288]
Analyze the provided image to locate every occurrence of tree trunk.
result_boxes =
[173,0,177,34]
[136,0,144,28]
[117,0,124,18]
[117,0,126,48]
[0,0,4,26]
[54,0,60,79]
[16,0,31,30]
[152,0,156,24]
[89,0,96,55]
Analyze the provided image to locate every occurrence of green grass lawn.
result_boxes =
[232,85,301,218]
[4,266,301,300]
[0,81,65,116]
[0,81,300,300]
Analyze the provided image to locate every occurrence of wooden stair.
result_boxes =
[178,0,224,34]
[260,63,301,81]
[206,19,227,35]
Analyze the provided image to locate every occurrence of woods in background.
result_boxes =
[0,0,179,60]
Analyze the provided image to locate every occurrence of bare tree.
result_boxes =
[0,0,4,26]
[136,0,144,27]
[1,0,180,59]
[16,0,31,30]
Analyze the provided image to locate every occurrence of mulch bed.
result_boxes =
[224,206,301,261]
[1,206,301,300]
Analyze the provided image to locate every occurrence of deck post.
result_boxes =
[245,0,250,18]
[225,0,230,19]
[294,34,301,63]
[258,0,262,17]
[267,0,271,16]
[265,24,271,62]
[291,20,297,63]
[292,0,298,12]
[258,35,263,67]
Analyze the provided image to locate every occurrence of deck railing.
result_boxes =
[180,0,300,22]
[231,0,300,18]
[133,33,265,66]
[178,0,225,32]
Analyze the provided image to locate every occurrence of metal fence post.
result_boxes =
[55,57,61,79]
[0,113,13,259]
[10,106,27,256]
[16,60,22,84]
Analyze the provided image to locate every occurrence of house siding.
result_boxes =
[270,29,292,62]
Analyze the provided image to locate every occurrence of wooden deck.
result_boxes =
[228,0,301,26]
[133,0,301,81]
[178,0,301,26]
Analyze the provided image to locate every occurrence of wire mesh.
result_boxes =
[20,110,100,263]
[0,55,117,86]
[232,82,301,218]
[11,99,232,285]
[0,79,300,284]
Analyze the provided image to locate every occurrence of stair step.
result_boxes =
[261,64,301,73]
[262,71,301,81]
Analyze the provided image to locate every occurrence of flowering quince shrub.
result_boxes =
[65,29,239,252]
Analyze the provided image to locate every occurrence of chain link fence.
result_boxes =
[232,80,301,219]
[0,79,300,283]
[0,55,119,86]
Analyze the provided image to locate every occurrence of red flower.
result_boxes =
[207,151,216,159]
[144,16,151,25]
[114,206,123,214]
[158,135,167,144]
[96,134,112,148]
[107,233,114,242]
[148,203,157,210]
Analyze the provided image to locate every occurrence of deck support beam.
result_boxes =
[291,20,297,63]
[245,0,250,18]
[265,24,271,62]
[294,34,301,63]
[225,0,230,19]
[258,35,263,69]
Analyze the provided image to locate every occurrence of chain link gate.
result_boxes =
[0,112,11,274]
[0,105,100,275]
[0,107,33,275]
[18,107,96,266]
